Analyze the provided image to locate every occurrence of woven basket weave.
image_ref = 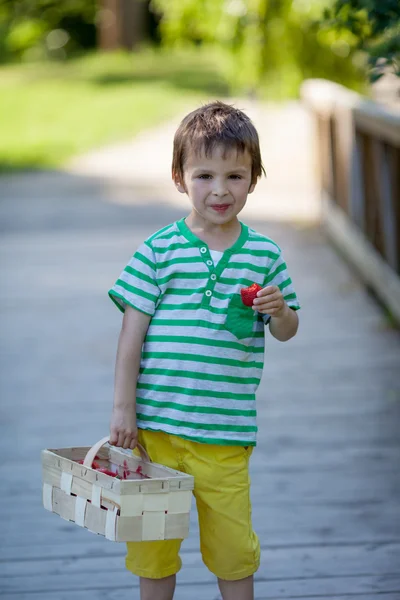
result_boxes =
[41,436,194,542]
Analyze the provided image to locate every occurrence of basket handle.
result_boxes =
[83,436,150,467]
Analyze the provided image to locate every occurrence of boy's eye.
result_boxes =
[229,174,242,179]
[198,174,212,179]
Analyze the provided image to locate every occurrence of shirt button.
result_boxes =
[200,247,207,254]
[206,260,213,266]
[210,274,217,281]
[205,290,212,297]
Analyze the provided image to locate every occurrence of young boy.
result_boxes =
[108,101,300,600]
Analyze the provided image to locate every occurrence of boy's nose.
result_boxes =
[212,182,228,197]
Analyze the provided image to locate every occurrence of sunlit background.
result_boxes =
[1,0,398,172]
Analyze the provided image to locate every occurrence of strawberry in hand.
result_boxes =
[240,283,262,307]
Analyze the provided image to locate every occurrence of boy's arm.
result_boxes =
[268,304,299,341]
[252,285,299,342]
[110,305,151,449]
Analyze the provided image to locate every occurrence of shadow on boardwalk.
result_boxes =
[1,106,400,599]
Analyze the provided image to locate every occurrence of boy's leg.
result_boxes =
[140,574,176,600]
[126,430,184,597]
[188,442,260,593]
[218,575,254,600]
[126,539,182,584]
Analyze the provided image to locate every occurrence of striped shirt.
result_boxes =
[109,218,300,446]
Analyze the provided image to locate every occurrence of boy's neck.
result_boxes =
[185,212,241,251]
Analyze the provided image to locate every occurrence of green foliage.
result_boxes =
[151,0,293,90]
[151,0,366,97]
[5,19,46,53]
[0,0,97,62]
[0,48,230,171]
[322,0,400,79]
[1,0,369,95]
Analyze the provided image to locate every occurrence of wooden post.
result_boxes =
[390,146,400,274]
[372,140,398,271]
[316,114,332,199]
[349,131,364,232]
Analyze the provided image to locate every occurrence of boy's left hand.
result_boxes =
[252,285,287,318]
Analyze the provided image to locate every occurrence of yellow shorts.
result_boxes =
[125,429,260,581]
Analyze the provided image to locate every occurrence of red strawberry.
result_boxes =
[77,459,100,469]
[96,468,118,477]
[240,283,262,307]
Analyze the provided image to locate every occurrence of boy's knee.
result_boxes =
[125,539,182,579]
[201,532,260,580]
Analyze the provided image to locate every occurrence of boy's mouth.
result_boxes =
[210,204,231,213]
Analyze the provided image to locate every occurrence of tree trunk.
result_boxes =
[98,0,149,50]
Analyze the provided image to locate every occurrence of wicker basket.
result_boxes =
[41,436,194,542]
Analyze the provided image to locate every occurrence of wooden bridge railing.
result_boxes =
[301,79,400,323]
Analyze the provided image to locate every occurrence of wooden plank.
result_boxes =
[361,132,385,255]
[5,535,399,564]
[371,139,398,270]
[301,79,400,146]
[329,115,339,205]
[315,114,332,195]
[21,411,400,456]
[1,542,399,578]
[355,106,400,146]
[4,502,400,548]
[387,144,400,273]
[332,105,353,215]
[2,593,400,600]
[176,586,400,600]
[1,570,399,595]
[349,131,365,230]
[322,192,400,324]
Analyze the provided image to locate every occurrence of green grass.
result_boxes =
[0,49,231,172]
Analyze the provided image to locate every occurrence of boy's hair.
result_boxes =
[172,101,265,185]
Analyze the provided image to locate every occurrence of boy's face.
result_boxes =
[174,145,256,227]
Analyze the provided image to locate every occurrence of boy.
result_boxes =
[108,101,300,600]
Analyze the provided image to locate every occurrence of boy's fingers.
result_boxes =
[254,298,284,311]
[259,302,282,310]
[117,432,126,447]
[254,292,281,305]
[255,304,281,313]
[257,285,278,297]
[122,436,132,449]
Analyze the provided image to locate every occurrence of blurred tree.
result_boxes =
[151,0,301,91]
[322,0,400,80]
[151,0,365,97]
[0,0,97,62]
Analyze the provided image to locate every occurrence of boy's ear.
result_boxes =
[248,181,257,194]
[173,171,187,194]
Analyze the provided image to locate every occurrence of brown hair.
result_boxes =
[172,101,265,185]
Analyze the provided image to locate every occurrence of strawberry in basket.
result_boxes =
[77,457,119,478]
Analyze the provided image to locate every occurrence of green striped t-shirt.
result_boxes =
[109,218,300,446]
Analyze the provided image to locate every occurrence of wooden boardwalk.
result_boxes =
[1,107,400,598]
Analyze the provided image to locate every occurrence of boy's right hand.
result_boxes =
[109,406,138,450]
